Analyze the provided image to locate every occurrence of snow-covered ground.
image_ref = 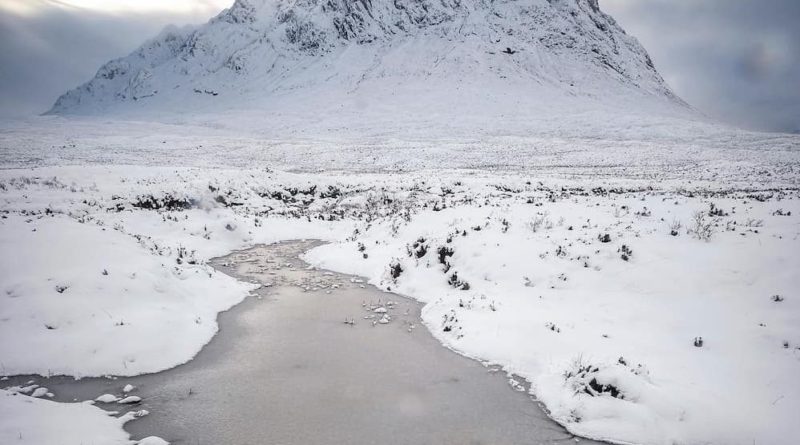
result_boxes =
[3,1,797,443]
[0,385,162,445]
[1,156,798,444]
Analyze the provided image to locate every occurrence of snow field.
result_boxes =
[0,165,798,444]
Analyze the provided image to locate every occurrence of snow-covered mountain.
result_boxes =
[48,0,687,128]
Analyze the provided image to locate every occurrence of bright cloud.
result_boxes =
[0,0,232,15]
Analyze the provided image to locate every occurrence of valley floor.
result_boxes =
[1,118,799,445]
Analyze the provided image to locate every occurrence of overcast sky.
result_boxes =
[0,0,797,133]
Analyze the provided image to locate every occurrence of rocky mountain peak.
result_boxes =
[48,0,681,120]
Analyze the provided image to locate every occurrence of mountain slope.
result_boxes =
[48,0,685,126]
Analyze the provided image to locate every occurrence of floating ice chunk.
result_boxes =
[95,393,119,403]
[31,387,49,398]
[17,384,38,394]
[137,436,169,445]
[123,384,135,393]
[373,307,387,314]
[118,395,142,404]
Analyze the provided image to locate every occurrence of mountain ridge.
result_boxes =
[48,0,685,121]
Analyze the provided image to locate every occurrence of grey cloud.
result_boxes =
[603,0,800,133]
[0,3,223,117]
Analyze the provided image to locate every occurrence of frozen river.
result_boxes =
[3,240,602,444]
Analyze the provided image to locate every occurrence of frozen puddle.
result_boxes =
[4,240,602,444]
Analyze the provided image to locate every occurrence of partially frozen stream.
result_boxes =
[4,240,601,444]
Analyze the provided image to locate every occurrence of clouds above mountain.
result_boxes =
[0,0,226,117]
[604,0,800,133]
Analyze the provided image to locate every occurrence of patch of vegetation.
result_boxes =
[619,244,633,261]
[448,271,470,290]
[319,185,342,199]
[708,203,728,217]
[407,237,428,258]
[389,260,403,282]
[437,245,454,270]
[526,212,553,233]
[688,211,715,241]
[132,194,194,211]
[563,359,625,400]
[669,218,682,236]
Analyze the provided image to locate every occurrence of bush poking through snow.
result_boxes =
[132,194,193,211]
[546,322,561,333]
[597,233,611,243]
[447,271,470,290]
[437,245,454,271]
[669,219,682,236]
[688,211,715,241]
[563,359,625,400]
[441,310,462,337]
[772,208,792,216]
[694,337,704,347]
[526,212,553,233]
[407,237,428,258]
[319,185,341,199]
[772,294,784,302]
[708,203,728,217]
[618,244,633,262]
[176,246,197,265]
[389,260,403,282]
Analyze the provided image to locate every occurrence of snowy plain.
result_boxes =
[3,0,799,443]
[0,126,798,445]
